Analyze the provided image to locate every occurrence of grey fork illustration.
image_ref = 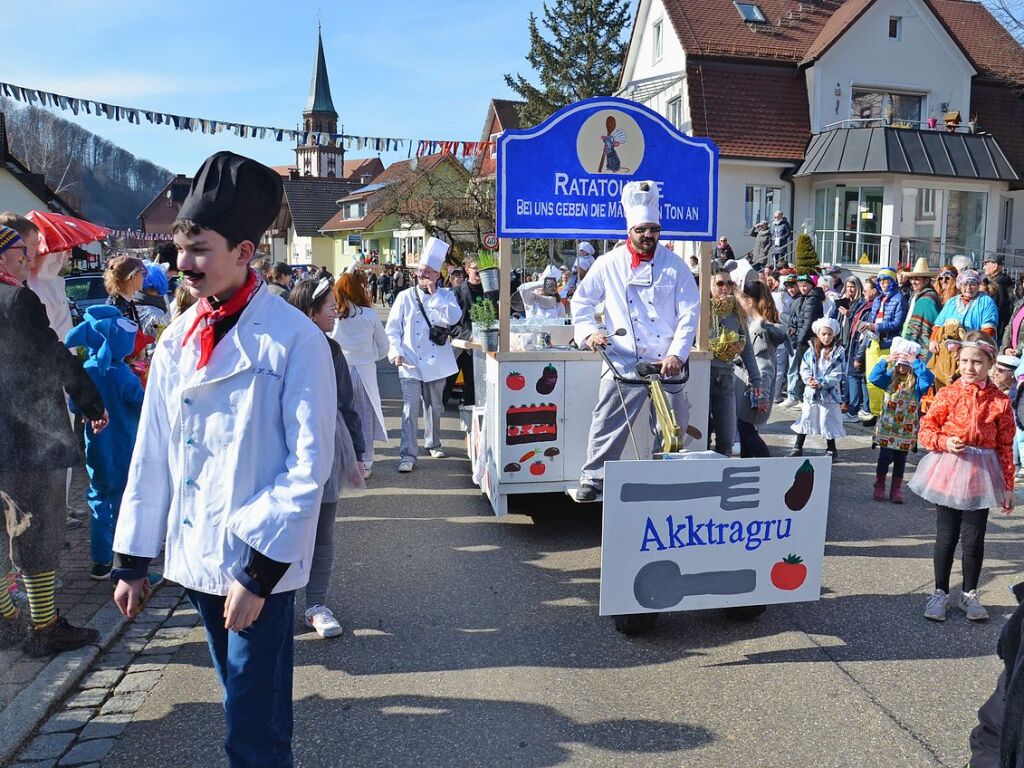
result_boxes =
[619,466,760,510]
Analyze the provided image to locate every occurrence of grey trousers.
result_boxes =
[399,377,445,462]
[0,469,67,574]
[305,500,337,609]
[580,375,689,489]
[709,369,737,456]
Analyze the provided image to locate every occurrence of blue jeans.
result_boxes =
[787,343,807,401]
[187,589,296,768]
[847,372,868,418]
[87,484,123,564]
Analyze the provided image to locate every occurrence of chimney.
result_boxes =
[360,173,372,185]
[289,168,301,181]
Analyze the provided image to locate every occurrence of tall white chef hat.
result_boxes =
[621,181,661,230]
[540,264,560,281]
[417,237,449,273]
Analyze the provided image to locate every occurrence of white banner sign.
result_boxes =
[599,456,830,616]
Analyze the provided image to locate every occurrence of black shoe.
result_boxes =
[0,613,28,649]
[90,562,112,580]
[576,484,599,503]
[828,448,839,462]
[787,448,803,457]
[24,615,99,658]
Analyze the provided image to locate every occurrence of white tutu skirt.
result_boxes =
[909,447,1005,510]
[790,402,846,440]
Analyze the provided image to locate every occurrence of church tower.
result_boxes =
[295,26,345,178]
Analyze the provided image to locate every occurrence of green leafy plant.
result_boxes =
[794,233,819,275]
[469,297,498,329]
[475,250,499,271]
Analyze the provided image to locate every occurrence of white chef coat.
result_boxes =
[519,279,566,322]
[113,286,336,596]
[385,286,463,382]
[571,243,699,375]
[329,305,389,437]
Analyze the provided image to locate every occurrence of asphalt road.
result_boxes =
[97,354,1024,768]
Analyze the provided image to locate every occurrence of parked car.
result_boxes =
[64,271,107,324]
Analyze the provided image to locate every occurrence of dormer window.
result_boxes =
[734,2,767,23]
[889,16,902,39]
[652,19,663,62]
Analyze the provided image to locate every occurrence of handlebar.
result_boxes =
[593,341,689,385]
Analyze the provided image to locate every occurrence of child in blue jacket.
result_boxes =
[868,336,934,503]
[66,305,144,578]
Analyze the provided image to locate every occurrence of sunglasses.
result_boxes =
[715,280,735,287]
[633,226,662,234]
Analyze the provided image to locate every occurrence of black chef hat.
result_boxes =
[177,151,283,246]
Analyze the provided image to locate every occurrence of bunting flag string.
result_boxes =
[0,79,495,159]
[109,229,173,242]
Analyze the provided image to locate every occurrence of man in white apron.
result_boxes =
[570,181,700,502]
[111,152,336,768]
[386,237,463,473]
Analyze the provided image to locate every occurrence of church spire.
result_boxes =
[305,25,337,117]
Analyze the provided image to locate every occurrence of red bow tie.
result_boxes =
[627,241,654,269]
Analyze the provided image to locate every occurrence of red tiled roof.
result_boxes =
[686,60,811,160]
[661,0,1024,84]
[970,81,1024,183]
[321,154,459,232]
[270,158,385,182]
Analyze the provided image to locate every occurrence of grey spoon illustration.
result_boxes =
[620,466,760,511]
[633,560,757,610]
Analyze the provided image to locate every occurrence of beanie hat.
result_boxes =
[0,225,23,255]
[877,267,897,283]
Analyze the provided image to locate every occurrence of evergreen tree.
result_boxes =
[794,233,820,275]
[504,0,631,127]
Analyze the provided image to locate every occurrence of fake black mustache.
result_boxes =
[181,270,205,280]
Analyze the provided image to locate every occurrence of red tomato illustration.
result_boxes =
[506,371,526,391]
[529,461,546,476]
[770,555,807,590]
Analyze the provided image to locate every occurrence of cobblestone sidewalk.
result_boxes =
[6,588,197,768]
[0,467,163,765]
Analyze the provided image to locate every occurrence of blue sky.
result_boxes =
[6,0,634,175]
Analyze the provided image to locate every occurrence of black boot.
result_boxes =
[788,434,805,457]
[23,615,99,658]
[827,439,838,462]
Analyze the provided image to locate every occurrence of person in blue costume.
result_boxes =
[65,305,145,580]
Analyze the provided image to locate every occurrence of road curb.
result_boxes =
[0,595,141,765]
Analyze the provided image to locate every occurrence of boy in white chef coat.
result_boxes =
[110,152,336,767]
[386,237,463,473]
[570,181,700,502]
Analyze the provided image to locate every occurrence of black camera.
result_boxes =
[429,325,451,346]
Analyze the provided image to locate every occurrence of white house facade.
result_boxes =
[617,0,1024,273]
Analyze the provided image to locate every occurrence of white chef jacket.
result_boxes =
[571,243,700,375]
[519,279,566,322]
[385,286,463,382]
[113,286,336,596]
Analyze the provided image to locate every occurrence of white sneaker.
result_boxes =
[398,460,414,473]
[363,464,372,480]
[959,590,989,621]
[858,411,874,421]
[304,605,342,638]
[923,589,950,621]
[429,448,447,459]
[842,413,859,423]
[781,398,798,409]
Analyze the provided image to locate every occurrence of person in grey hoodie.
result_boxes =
[708,268,762,455]
[735,281,787,457]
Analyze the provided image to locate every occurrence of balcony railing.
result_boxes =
[814,230,883,266]
[822,117,980,134]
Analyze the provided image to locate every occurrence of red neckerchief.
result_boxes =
[182,270,260,370]
[626,239,654,269]
[0,268,21,287]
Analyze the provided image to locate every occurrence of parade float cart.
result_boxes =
[466,96,719,517]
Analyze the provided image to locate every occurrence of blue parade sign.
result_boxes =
[496,97,719,241]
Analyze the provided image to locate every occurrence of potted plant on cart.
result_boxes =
[470,297,499,353]
[476,249,500,293]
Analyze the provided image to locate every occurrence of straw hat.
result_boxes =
[905,257,935,278]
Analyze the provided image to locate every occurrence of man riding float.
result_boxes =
[570,181,701,502]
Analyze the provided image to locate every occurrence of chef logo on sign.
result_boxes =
[576,110,645,175]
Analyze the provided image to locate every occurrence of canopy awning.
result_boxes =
[614,71,685,104]
[795,127,1020,183]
